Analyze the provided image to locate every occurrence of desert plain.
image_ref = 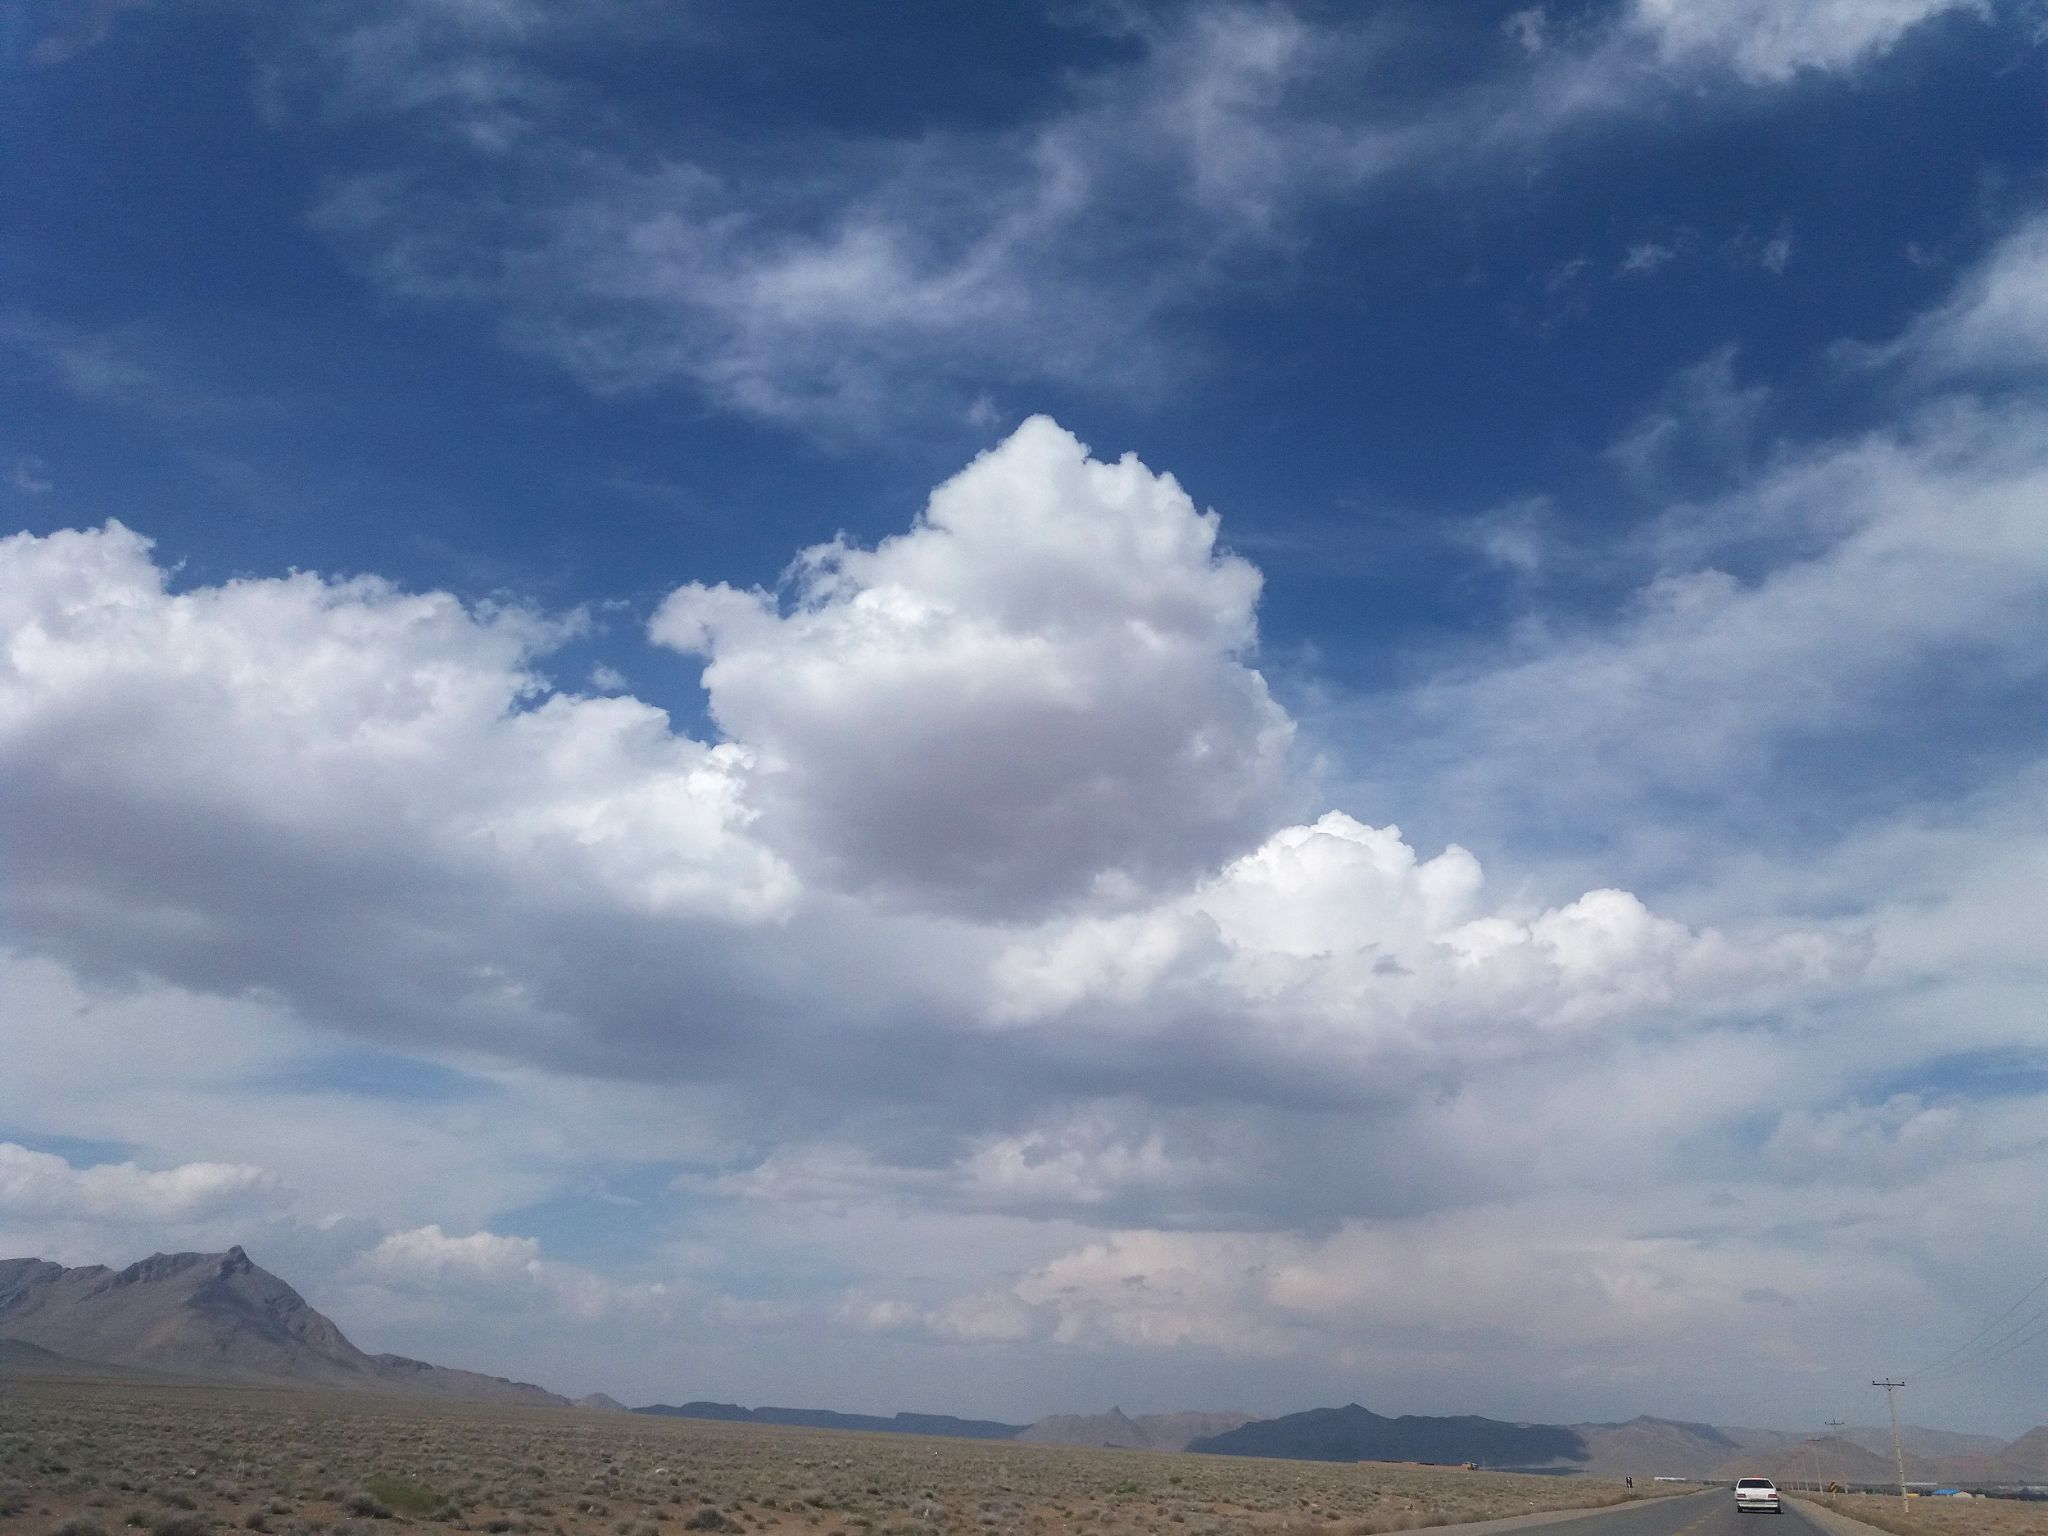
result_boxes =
[1805,1490,2048,1536]
[0,1375,1671,1536]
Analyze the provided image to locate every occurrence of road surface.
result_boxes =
[1446,1490,1849,1536]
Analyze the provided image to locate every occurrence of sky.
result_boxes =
[3,0,2047,1439]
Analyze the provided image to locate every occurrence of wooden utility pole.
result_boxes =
[1872,1381,1908,1510]
[1823,1419,1845,1492]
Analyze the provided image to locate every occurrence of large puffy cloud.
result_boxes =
[0,520,789,923]
[4,348,2037,1420]
[643,227,2048,1424]
[653,417,1294,916]
[0,412,1851,1272]
[0,521,796,1065]
[0,417,1845,1174]
[990,812,1845,1069]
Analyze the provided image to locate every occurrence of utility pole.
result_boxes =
[1823,1420,1845,1492]
[1873,1381,1909,1511]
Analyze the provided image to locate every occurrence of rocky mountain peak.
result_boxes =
[0,1245,566,1408]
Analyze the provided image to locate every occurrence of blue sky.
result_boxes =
[4,0,2048,1437]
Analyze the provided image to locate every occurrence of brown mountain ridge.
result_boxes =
[0,1247,564,1406]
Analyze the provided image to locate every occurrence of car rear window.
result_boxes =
[1737,1480,1774,1489]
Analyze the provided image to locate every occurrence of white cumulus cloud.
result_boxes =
[0,1142,282,1223]
[992,812,1843,1067]
[654,417,1296,917]
[354,1224,667,1325]
[0,520,799,1066]
[0,414,1863,1224]
[0,521,790,924]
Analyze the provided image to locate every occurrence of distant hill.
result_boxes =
[1559,1421,2048,1490]
[0,1248,566,1407]
[368,1350,568,1406]
[1993,1426,2048,1478]
[0,1336,173,1381]
[576,1392,629,1412]
[1019,1409,1259,1452]
[634,1402,1027,1440]
[1835,1423,2006,1461]
[1189,1403,1587,1468]
[1713,1434,1946,1487]
[1567,1416,1757,1480]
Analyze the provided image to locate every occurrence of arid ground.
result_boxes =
[1808,1491,2048,1535]
[0,1376,1670,1536]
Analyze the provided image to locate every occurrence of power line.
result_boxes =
[1915,1280,2048,1384]
[1919,1305,2048,1384]
[1912,1268,2048,1375]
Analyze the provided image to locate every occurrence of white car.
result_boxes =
[1734,1478,1781,1513]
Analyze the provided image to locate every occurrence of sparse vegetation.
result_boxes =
[0,1376,1762,1536]
[1807,1491,2048,1535]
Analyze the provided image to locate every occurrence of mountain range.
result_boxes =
[1018,1409,1259,1453]
[1190,1403,1586,1467]
[635,1402,1026,1439]
[4,1245,2042,1488]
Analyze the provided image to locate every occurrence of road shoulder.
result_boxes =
[1786,1497,1903,1536]
[1386,1490,1701,1535]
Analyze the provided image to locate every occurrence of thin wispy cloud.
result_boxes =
[266,0,1992,432]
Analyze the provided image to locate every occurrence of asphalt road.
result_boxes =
[1469,1490,1838,1536]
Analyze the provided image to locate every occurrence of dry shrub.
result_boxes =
[360,1479,441,1517]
